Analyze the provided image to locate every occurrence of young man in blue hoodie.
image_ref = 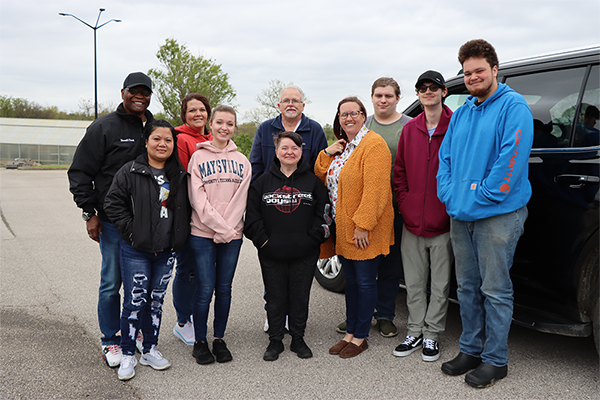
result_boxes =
[437,40,533,388]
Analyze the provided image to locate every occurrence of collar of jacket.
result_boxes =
[116,102,154,125]
[272,113,310,132]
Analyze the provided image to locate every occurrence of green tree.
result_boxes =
[233,132,253,158]
[243,79,311,126]
[322,123,336,143]
[237,122,259,140]
[0,95,16,117]
[0,95,113,120]
[148,38,236,126]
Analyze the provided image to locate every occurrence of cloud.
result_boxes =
[0,0,598,125]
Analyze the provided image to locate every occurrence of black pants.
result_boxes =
[259,252,318,341]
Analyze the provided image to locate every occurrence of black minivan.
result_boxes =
[315,46,600,352]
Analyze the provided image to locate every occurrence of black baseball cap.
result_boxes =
[123,72,153,92]
[415,70,445,89]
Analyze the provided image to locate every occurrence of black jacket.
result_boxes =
[244,156,330,260]
[104,154,191,253]
[68,103,154,222]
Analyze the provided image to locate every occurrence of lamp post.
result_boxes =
[59,8,121,119]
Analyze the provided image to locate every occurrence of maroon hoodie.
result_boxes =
[393,105,452,238]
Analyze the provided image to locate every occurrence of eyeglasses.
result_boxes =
[339,111,363,120]
[280,99,303,105]
[417,85,442,94]
[126,87,152,97]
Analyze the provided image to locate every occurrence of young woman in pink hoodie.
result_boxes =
[187,105,251,365]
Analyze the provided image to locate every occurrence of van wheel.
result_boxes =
[594,298,599,354]
[315,256,346,293]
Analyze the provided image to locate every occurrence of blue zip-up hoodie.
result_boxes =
[436,83,533,221]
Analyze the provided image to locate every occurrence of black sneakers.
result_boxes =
[290,338,313,359]
[192,340,215,365]
[393,335,423,357]
[422,338,440,362]
[212,339,233,363]
[263,340,284,361]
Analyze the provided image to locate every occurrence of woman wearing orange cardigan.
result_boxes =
[315,96,394,358]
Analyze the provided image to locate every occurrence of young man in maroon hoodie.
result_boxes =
[392,71,454,363]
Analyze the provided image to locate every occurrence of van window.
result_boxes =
[444,91,469,113]
[576,65,599,147]
[504,67,587,148]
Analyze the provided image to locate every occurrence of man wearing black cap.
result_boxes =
[392,71,454,363]
[68,72,154,368]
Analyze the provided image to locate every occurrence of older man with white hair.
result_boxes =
[249,84,328,333]
[249,84,328,183]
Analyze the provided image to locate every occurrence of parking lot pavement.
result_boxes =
[1,169,598,400]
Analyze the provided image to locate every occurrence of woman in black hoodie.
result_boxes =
[245,132,330,361]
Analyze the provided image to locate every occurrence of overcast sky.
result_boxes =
[1,0,599,126]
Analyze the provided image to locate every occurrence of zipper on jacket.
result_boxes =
[421,134,433,236]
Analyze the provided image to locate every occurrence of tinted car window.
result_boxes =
[444,91,469,113]
[577,64,599,147]
[504,67,587,148]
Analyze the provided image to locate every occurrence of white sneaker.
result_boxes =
[102,344,122,368]
[173,319,195,345]
[285,315,289,332]
[136,331,144,353]
[140,345,171,370]
[117,354,137,381]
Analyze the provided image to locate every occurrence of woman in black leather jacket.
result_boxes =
[104,120,190,381]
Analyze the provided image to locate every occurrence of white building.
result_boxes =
[0,118,91,166]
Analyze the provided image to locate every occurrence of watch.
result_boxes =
[82,211,96,222]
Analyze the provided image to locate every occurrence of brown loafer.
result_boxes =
[329,340,350,355]
[339,340,368,358]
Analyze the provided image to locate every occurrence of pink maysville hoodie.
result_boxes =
[188,140,251,243]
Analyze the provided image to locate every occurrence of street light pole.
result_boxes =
[59,8,121,119]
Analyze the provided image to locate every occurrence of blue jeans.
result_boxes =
[98,221,122,345]
[375,214,403,321]
[340,255,382,339]
[189,236,242,341]
[450,206,527,367]
[172,240,196,325]
[119,240,175,356]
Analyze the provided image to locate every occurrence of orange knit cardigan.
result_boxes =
[315,130,395,261]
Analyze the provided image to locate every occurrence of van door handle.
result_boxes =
[555,174,600,188]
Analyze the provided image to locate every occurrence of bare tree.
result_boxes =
[243,79,310,125]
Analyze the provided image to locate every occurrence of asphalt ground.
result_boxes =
[0,169,598,400]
